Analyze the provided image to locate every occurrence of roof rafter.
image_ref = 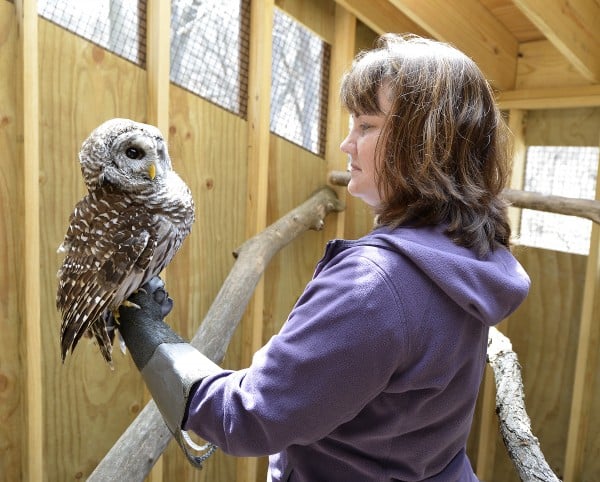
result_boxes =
[513,0,600,83]
[387,0,519,90]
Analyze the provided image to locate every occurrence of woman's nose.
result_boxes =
[340,134,353,154]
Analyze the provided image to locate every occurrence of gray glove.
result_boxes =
[118,276,181,369]
[118,276,221,469]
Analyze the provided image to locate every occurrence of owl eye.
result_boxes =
[125,147,145,160]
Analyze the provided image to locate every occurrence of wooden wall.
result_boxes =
[0,1,599,481]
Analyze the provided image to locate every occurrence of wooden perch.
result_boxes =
[488,327,561,481]
[328,170,600,225]
[88,187,344,482]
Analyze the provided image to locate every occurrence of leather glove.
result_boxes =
[118,276,183,371]
[117,276,220,468]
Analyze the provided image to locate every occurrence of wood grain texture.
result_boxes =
[0,3,24,482]
[516,40,593,89]
[492,247,586,481]
[162,85,249,482]
[513,0,600,82]
[38,18,148,481]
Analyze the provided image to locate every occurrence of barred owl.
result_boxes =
[57,118,195,366]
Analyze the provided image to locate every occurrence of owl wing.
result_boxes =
[57,190,159,362]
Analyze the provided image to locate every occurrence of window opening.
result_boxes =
[518,146,598,255]
[38,0,146,67]
[270,8,330,157]
[170,0,250,118]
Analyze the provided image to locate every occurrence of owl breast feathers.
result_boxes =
[57,118,195,366]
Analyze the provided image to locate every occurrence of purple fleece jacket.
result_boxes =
[184,224,530,481]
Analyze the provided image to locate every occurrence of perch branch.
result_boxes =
[488,327,561,481]
[88,187,344,482]
[328,170,600,225]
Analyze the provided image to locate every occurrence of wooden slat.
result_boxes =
[476,108,527,479]
[564,150,600,481]
[326,4,355,239]
[238,1,274,480]
[145,3,170,480]
[475,366,498,480]
[507,109,527,234]
[387,0,519,90]
[15,1,42,481]
[334,0,428,38]
[497,84,600,110]
[513,0,600,83]
[146,0,171,135]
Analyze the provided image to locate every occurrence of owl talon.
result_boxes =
[121,300,141,309]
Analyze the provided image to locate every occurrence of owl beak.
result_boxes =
[148,163,156,180]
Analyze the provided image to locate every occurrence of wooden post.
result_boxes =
[15,1,42,481]
[475,108,528,479]
[146,2,171,480]
[326,4,355,239]
[238,1,274,480]
[146,0,171,136]
[564,146,600,481]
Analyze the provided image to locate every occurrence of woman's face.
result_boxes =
[340,87,391,207]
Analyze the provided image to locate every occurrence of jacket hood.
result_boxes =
[370,225,530,326]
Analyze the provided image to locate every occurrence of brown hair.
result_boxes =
[340,34,512,257]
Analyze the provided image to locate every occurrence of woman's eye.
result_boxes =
[359,124,372,132]
[125,147,145,160]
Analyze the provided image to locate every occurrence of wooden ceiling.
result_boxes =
[335,0,600,109]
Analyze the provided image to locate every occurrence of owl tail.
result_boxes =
[90,314,115,368]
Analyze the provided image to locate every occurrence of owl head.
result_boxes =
[79,118,173,192]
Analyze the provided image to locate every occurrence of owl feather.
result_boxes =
[57,118,195,366]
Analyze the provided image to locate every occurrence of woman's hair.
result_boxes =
[340,34,513,257]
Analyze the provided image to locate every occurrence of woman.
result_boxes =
[119,34,530,481]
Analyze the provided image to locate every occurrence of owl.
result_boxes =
[57,118,195,366]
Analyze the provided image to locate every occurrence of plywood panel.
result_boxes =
[38,18,148,481]
[525,107,600,147]
[516,40,592,89]
[276,0,336,43]
[0,3,24,482]
[582,275,600,481]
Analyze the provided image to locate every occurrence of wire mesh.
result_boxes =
[519,146,599,255]
[270,9,330,157]
[170,0,250,118]
[38,0,146,67]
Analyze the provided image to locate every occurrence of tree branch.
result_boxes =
[328,170,600,225]
[88,187,344,482]
[488,327,561,481]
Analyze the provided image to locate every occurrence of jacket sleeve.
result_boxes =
[183,250,410,456]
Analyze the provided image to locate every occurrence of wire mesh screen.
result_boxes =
[519,146,599,255]
[38,0,146,67]
[170,0,250,118]
[270,9,330,157]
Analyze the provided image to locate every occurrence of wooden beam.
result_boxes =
[146,0,171,136]
[507,109,527,235]
[564,149,600,481]
[497,84,600,110]
[237,1,274,480]
[476,108,527,480]
[145,4,171,480]
[326,4,355,239]
[334,0,427,38]
[513,0,600,83]
[386,0,519,91]
[15,1,42,481]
